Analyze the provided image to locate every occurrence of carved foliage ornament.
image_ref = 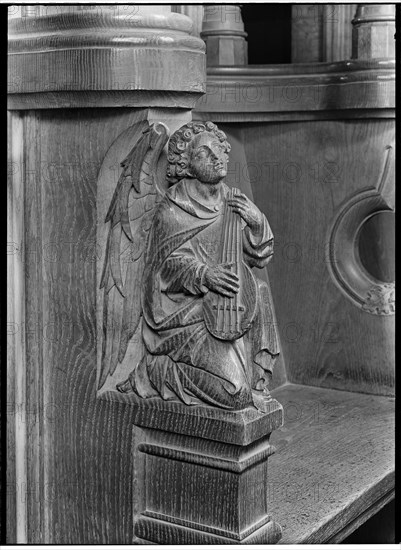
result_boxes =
[362,283,395,315]
[98,121,280,411]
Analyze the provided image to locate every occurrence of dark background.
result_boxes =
[241,4,292,64]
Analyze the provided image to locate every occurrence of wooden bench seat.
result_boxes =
[269,383,395,544]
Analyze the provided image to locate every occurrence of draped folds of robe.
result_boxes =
[127,179,280,410]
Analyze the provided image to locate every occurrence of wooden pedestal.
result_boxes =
[131,399,283,544]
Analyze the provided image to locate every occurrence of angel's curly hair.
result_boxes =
[166,121,231,185]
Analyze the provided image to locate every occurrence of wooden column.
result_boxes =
[7,5,205,543]
[352,4,396,59]
[292,3,396,63]
[201,5,248,66]
[322,4,357,62]
[291,4,357,62]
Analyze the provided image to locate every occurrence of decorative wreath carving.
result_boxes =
[327,145,395,316]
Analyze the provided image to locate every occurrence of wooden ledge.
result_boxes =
[268,383,395,544]
[195,59,395,118]
[206,59,395,77]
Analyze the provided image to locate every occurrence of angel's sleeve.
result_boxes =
[242,212,274,269]
[160,244,209,295]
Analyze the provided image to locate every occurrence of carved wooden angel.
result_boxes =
[99,121,280,411]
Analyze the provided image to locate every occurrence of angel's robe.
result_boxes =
[128,179,280,410]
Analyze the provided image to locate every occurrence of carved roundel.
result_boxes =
[326,145,395,315]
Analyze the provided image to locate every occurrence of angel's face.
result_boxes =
[188,132,229,184]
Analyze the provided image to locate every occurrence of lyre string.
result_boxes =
[228,188,236,333]
[236,203,241,332]
[230,188,236,333]
[218,187,230,332]
[228,188,233,333]
[223,190,230,333]
[216,187,241,335]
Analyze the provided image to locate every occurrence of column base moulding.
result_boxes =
[8,10,206,107]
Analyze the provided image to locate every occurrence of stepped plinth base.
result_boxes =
[131,398,284,544]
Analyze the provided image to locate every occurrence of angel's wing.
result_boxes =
[98,122,169,390]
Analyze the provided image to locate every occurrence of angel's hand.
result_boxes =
[227,192,264,233]
[204,262,240,298]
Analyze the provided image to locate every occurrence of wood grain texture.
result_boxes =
[7,111,26,543]
[239,119,394,395]
[269,383,394,543]
[23,111,46,543]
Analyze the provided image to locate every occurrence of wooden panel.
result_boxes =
[269,383,394,543]
[21,108,161,543]
[241,119,394,395]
